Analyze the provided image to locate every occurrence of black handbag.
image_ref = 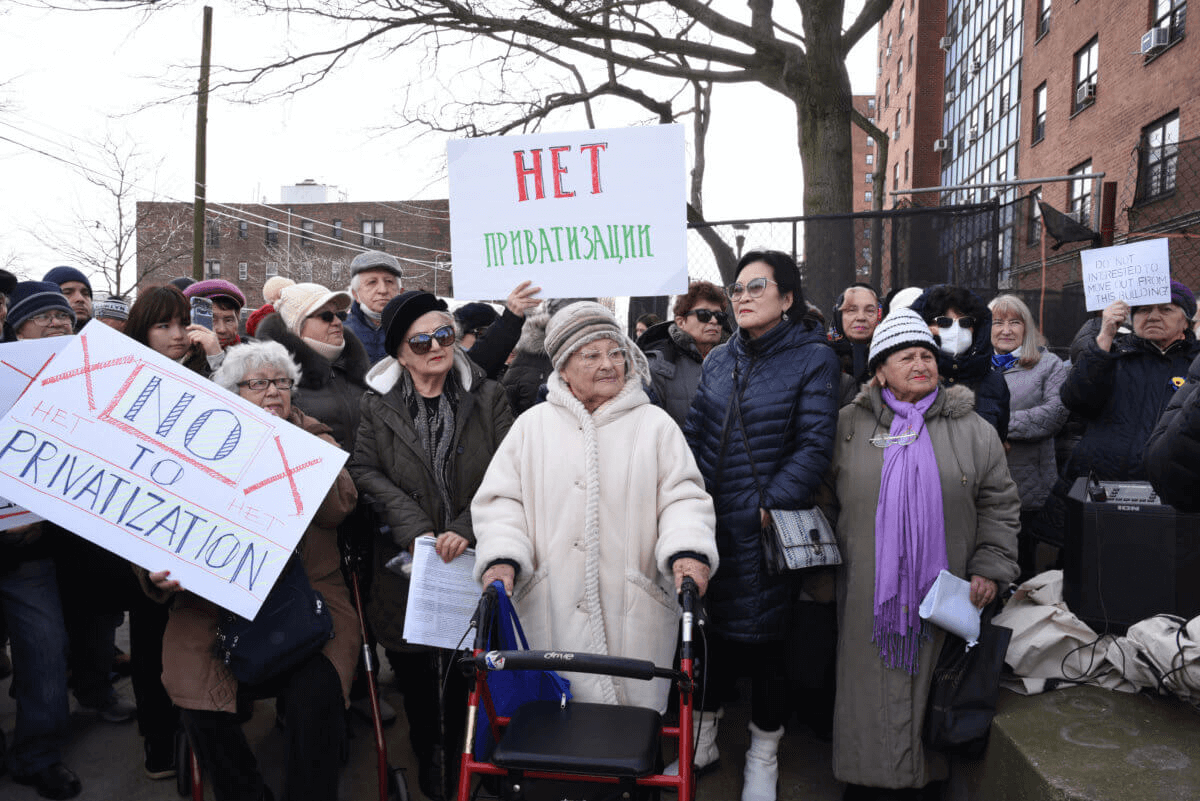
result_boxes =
[923,601,1012,758]
[215,555,334,686]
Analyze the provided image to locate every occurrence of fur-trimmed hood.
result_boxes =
[852,382,976,421]
[256,312,369,390]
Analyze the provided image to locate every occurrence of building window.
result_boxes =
[866,153,874,165]
[865,172,874,183]
[893,163,900,191]
[1069,161,1094,224]
[1033,83,1047,143]
[1153,0,1187,46]
[1139,111,1180,201]
[884,81,891,107]
[898,4,905,31]
[265,262,279,278]
[1028,189,1043,245]
[904,149,910,181]
[1073,38,1099,112]
[897,55,904,84]
[331,261,343,284]
[205,260,220,278]
[266,220,280,247]
[906,92,912,125]
[1037,0,1050,37]
[867,135,875,147]
[332,219,343,240]
[238,220,248,239]
[865,190,873,203]
[238,262,248,281]
[362,220,384,248]
[206,222,220,249]
[300,219,315,248]
[867,97,876,112]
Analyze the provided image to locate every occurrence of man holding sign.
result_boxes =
[1059,279,1200,484]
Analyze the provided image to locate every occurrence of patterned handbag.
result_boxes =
[762,507,842,573]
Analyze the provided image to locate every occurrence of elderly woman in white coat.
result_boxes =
[472,301,718,713]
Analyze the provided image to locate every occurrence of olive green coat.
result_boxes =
[350,351,513,651]
[818,384,1019,789]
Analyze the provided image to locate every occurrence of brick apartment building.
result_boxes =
[853,94,881,215]
[136,193,451,308]
[873,0,1199,301]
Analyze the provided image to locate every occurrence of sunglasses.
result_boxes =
[309,310,348,324]
[725,277,778,301]
[407,324,456,354]
[933,316,975,330]
[683,309,728,325]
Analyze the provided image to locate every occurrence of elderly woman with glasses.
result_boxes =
[350,290,514,801]
[683,251,840,801]
[637,280,729,428]
[473,301,717,705]
[145,341,360,801]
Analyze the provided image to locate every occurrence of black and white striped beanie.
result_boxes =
[867,307,938,374]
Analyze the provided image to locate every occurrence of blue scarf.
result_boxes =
[991,352,1018,371]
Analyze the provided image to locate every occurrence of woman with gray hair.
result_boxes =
[472,301,718,714]
[144,340,360,801]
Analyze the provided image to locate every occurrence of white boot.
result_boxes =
[664,709,722,777]
[741,721,783,801]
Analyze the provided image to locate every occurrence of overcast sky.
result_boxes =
[0,1,879,291]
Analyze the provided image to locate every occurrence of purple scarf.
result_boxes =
[873,387,949,673]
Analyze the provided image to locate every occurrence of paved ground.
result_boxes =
[0,623,847,801]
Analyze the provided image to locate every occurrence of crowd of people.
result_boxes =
[1,254,1198,801]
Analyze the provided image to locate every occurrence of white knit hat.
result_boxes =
[276,282,352,335]
[867,308,938,374]
[262,276,295,305]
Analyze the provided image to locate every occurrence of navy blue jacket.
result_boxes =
[344,301,389,365]
[1145,353,1200,512]
[684,320,839,642]
[1062,331,1200,482]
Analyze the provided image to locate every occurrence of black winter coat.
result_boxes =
[1145,353,1200,512]
[640,321,706,428]
[256,313,370,452]
[501,351,552,416]
[684,320,840,642]
[1062,331,1200,482]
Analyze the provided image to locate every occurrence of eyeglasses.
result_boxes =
[30,310,72,326]
[236,377,295,392]
[683,309,728,325]
[407,324,456,354]
[725,277,778,301]
[309,310,348,324]
[991,318,1025,329]
[933,316,975,330]
[577,347,628,367]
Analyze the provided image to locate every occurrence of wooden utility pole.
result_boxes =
[192,6,213,281]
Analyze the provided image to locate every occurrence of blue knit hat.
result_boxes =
[8,281,76,332]
[43,266,92,294]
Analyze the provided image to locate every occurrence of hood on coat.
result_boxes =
[364,348,480,395]
[852,382,976,420]
[256,312,369,389]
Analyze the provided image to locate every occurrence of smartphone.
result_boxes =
[190,296,214,330]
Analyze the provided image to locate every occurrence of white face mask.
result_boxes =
[937,323,973,357]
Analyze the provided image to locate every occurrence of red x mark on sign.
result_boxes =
[41,334,136,411]
[242,435,323,515]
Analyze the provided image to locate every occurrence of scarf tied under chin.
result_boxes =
[873,387,949,674]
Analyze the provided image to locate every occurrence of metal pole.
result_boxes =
[192,6,212,282]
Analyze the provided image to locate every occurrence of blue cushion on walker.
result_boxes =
[491,700,661,777]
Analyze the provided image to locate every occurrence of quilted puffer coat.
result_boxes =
[684,319,839,642]
[997,349,1069,509]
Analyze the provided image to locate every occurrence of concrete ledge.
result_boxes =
[972,686,1200,800]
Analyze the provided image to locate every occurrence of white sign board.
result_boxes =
[1081,239,1171,311]
[0,321,348,619]
[448,124,687,300]
[0,337,71,530]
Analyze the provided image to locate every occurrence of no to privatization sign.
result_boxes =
[0,321,347,619]
[448,124,687,300]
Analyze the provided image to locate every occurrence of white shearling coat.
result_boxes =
[471,372,718,712]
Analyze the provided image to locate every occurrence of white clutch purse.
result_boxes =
[919,570,981,647]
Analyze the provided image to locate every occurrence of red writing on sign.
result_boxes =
[514,143,607,202]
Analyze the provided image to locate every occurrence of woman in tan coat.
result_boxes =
[145,341,360,801]
[820,310,1018,800]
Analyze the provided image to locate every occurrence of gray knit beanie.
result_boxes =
[544,301,649,382]
[867,308,938,374]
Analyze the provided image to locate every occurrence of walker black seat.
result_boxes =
[490,700,661,777]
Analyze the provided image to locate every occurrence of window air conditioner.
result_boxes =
[945,91,955,105]
[1076,83,1096,106]
[1140,27,1170,54]
[968,126,979,143]
[886,46,893,57]
[972,58,982,73]
[933,138,949,152]
[939,36,953,50]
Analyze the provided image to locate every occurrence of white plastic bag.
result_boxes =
[919,569,981,647]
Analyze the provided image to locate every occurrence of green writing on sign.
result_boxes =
[483,224,654,267]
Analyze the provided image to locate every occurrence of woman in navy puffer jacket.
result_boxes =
[684,251,839,801]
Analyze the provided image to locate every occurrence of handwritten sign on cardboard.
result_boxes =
[1081,239,1171,312]
[448,124,687,300]
[0,322,347,618]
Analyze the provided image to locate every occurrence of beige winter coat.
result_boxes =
[819,384,1019,789]
[471,372,718,713]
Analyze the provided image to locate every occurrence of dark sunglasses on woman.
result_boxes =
[309,310,348,324]
[683,309,728,325]
[407,324,456,354]
[932,315,975,330]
